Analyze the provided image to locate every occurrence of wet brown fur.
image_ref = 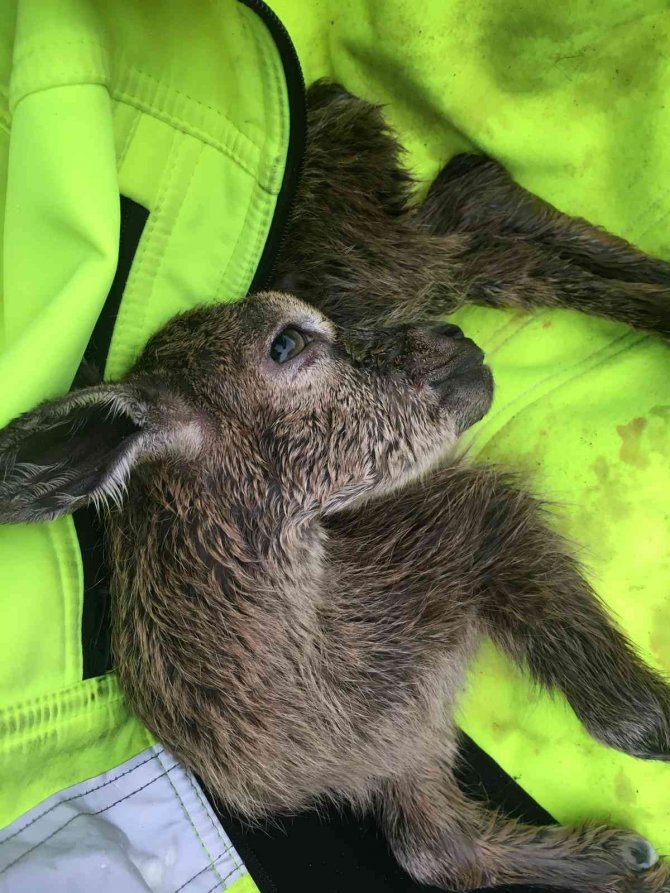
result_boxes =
[275,81,670,338]
[0,81,669,891]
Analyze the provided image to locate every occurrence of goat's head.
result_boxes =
[0,292,493,524]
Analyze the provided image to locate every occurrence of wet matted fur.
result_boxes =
[0,82,669,891]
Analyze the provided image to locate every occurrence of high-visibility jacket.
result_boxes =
[0,1,668,889]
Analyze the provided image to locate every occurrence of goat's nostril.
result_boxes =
[433,323,464,340]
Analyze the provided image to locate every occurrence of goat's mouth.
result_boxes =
[426,338,486,391]
[426,342,494,430]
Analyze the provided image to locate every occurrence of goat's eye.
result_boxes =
[270,327,307,364]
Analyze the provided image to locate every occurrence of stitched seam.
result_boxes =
[202,863,243,893]
[0,761,178,876]
[213,160,257,300]
[109,88,258,178]
[212,9,266,299]
[184,774,232,857]
[0,691,126,742]
[139,143,205,315]
[60,519,84,683]
[0,675,115,717]
[248,3,286,196]
[120,63,262,151]
[11,38,109,68]
[244,2,286,279]
[174,850,232,893]
[214,7,283,300]
[153,749,225,891]
[0,676,129,743]
[105,129,180,375]
[115,104,142,170]
[10,83,259,180]
[0,750,160,846]
[42,523,73,688]
[11,38,262,153]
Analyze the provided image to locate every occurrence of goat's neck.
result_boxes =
[184,469,328,620]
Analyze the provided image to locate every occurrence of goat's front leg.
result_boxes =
[419,153,670,288]
[333,465,670,762]
[417,154,670,338]
[470,470,670,762]
[378,745,667,892]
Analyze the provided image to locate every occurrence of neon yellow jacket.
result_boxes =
[0,0,668,885]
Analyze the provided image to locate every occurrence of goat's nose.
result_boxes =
[432,323,464,340]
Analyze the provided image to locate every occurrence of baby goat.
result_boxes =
[0,81,669,891]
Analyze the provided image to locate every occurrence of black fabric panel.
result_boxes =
[76,195,149,680]
[75,507,111,680]
[212,735,554,893]
[85,196,150,370]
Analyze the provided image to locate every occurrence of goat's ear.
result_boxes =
[0,381,203,523]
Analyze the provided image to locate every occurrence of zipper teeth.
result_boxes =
[239,0,307,292]
[241,0,304,77]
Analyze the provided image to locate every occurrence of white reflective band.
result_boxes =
[0,744,250,892]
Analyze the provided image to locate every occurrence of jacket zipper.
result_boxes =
[239,0,307,294]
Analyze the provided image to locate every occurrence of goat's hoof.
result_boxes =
[622,837,658,872]
[439,153,499,184]
[628,729,670,762]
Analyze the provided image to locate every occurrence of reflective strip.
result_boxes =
[0,744,255,893]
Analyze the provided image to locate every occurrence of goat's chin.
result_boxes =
[326,433,460,516]
[378,439,460,498]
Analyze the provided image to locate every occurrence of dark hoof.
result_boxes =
[628,730,670,762]
[439,153,497,184]
[307,79,353,108]
[622,837,658,872]
[630,749,670,762]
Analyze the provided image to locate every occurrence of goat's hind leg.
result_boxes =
[420,153,670,285]
[271,79,419,323]
[466,470,670,762]
[378,752,666,892]
[417,154,670,338]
